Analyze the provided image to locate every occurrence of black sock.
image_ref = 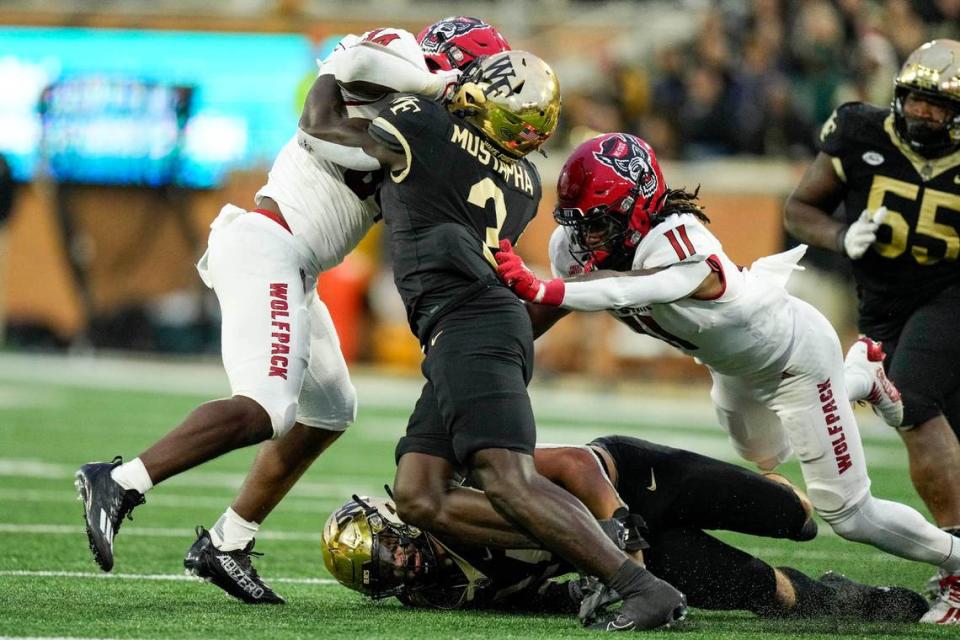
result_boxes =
[736,564,779,617]
[945,526,960,539]
[606,559,658,598]
[776,567,836,618]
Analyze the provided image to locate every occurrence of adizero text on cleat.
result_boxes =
[184,526,285,604]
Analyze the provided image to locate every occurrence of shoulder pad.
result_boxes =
[356,28,427,69]
[819,101,889,155]
[635,215,717,269]
[371,94,447,148]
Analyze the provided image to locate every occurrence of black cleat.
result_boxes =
[584,574,687,631]
[74,457,145,572]
[820,571,929,622]
[184,526,285,604]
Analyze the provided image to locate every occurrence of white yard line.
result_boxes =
[0,459,383,496]
[1,637,131,640]
[0,488,341,512]
[0,569,335,585]
[0,523,318,542]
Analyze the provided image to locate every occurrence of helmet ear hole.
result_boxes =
[450,82,487,115]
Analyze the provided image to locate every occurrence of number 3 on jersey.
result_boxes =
[468,177,508,265]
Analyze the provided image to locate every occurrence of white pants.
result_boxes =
[711,297,871,517]
[198,204,356,437]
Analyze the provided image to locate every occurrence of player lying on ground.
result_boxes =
[322,436,928,623]
[494,133,960,624]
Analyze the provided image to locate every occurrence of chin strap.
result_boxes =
[429,538,491,606]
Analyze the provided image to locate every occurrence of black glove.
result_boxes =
[613,507,650,552]
[597,516,627,550]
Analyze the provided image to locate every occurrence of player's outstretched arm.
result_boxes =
[324,34,459,101]
[784,152,848,252]
[297,74,405,172]
[495,240,717,310]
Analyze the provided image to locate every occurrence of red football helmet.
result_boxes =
[417,16,511,71]
[554,133,667,267]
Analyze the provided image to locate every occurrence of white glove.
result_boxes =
[842,206,887,259]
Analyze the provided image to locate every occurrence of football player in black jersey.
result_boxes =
[322,438,928,623]
[301,51,687,630]
[785,39,960,621]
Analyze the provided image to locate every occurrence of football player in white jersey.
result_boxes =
[494,133,960,624]
[74,17,511,604]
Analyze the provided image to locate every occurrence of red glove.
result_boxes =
[494,240,565,306]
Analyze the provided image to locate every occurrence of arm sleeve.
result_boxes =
[560,260,713,311]
[295,128,381,170]
[322,29,451,98]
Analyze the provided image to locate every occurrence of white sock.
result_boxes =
[209,507,259,552]
[945,536,960,574]
[844,366,873,402]
[827,495,960,571]
[110,457,154,494]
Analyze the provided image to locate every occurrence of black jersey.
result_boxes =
[369,95,542,341]
[404,537,567,610]
[819,102,960,337]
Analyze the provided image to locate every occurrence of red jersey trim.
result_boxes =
[702,254,726,301]
[253,208,292,234]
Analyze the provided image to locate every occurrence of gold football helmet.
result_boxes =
[449,50,561,158]
[321,495,434,599]
[893,39,960,156]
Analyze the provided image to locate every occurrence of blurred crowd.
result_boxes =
[557,0,960,161]
[6,1,960,371]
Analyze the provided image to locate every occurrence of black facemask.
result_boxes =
[905,117,949,146]
[894,89,960,158]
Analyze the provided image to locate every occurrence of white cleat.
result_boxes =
[921,571,960,624]
[845,337,903,428]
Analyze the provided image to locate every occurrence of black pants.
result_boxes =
[875,284,960,431]
[591,436,810,612]
[592,436,810,538]
[396,290,536,466]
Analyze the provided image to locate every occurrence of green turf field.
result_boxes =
[0,354,952,638]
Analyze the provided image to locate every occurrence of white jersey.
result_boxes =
[549,213,799,376]
[255,28,426,278]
